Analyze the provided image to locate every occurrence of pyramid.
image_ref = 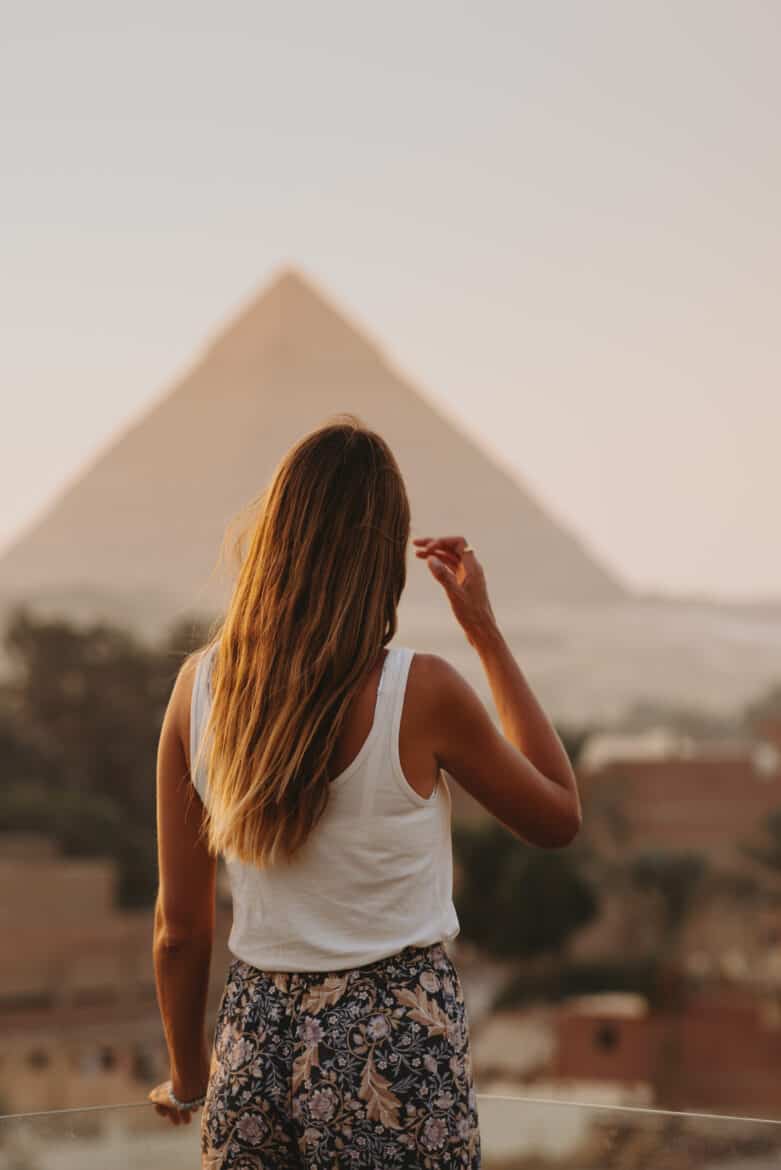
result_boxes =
[0,270,627,632]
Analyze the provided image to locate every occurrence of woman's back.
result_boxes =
[151,418,580,1168]
[190,641,460,972]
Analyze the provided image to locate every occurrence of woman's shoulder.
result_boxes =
[404,649,480,728]
[399,648,464,720]
[405,648,454,683]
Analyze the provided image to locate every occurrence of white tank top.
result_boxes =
[190,643,460,971]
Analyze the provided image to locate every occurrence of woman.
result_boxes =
[149,416,581,1168]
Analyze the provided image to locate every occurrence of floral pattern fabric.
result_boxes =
[201,941,481,1168]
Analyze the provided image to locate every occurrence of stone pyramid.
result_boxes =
[0,270,626,632]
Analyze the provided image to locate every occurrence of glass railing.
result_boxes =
[2,1094,781,1168]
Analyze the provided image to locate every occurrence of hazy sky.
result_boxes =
[3,2,779,600]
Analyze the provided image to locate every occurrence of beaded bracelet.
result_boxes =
[166,1080,207,1111]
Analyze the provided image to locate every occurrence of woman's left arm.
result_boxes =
[151,656,217,1117]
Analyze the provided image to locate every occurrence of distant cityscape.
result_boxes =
[5,710,781,1122]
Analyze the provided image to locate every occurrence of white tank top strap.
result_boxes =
[359,643,429,818]
[190,643,218,803]
[376,644,394,696]
[389,645,414,759]
[356,645,405,819]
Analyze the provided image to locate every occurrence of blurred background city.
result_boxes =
[2,2,781,1166]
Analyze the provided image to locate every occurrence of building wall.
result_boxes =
[554,985,781,1114]
[553,1004,654,1088]
[581,755,781,861]
[0,835,235,1116]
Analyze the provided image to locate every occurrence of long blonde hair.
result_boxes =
[194,415,410,867]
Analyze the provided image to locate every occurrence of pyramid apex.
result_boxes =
[207,266,383,363]
[265,265,313,296]
[260,265,346,317]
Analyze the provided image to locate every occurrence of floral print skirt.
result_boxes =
[201,940,481,1168]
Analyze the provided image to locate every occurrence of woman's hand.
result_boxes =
[413,535,498,648]
[148,1078,205,1126]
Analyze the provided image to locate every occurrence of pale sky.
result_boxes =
[2,2,779,601]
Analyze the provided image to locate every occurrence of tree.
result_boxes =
[554,722,592,771]
[627,850,708,948]
[453,821,599,960]
[741,807,781,878]
[0,606,207,907]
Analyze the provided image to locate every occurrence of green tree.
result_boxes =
[554,722,592,771]
[627,849,708,948]
[740,807,781,877]
[0,606,208,907]
[453,820,598,959]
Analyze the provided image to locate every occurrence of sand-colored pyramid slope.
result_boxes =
[0,270,627,627]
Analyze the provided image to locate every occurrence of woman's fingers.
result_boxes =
[413,536,469,551]
[417,552,461,574]
[427,555,459,594]
[153,1103,186,1124]
[148,1083,194,1125]
[413,536,472,574]
[415,545,459,564]
[413,538,467,560]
